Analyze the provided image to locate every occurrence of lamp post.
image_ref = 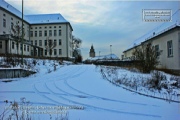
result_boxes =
[110,45,112,54]
[110,45,112,59]
[99,51,101,56]
[21,0,24,65]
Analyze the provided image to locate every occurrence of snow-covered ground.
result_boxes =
[0,61,179,120]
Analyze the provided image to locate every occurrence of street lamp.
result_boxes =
[110,45,112,55]
[21,0,24,65]
[110,45,112,59]
[99,51,101,56]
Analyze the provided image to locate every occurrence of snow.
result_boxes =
[86,54,120,61]
[0,60,179,120]
[26,13,69,24]
[0,0,28,22]
[124,22,180,52]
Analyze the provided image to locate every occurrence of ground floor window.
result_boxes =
[59,49,62,55]
[0,41,2,48]
[54,49,57,55]
[12,42,14,49]
[45,50,47,55]
[167,40,173,57]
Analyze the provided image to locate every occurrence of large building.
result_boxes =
[0,0,73,59]
[123,23,180,72]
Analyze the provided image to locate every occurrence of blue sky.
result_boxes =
[6,0,180,59]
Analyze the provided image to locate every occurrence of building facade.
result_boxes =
[0,0,73,59]
[123,23,180,71]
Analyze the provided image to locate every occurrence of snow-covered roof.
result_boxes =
[0,0,28,22]
[123,22,180,52]
[26,13,69,24]
[87,54,120,61]
[0,0,70,25]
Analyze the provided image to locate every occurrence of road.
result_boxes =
[0,65,179,120]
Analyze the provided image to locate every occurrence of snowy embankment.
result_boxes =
[99,66,180,103]
[0,60,180,120]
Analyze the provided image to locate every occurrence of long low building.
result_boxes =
[123,23,180,72]
[0,0,73,60]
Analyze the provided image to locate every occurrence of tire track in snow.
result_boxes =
[0,91,35,93]
[64,76,160,108]
[42,65,161,118]
[33,83,69,106]
[44,81,161,118]
[30,65,88,106]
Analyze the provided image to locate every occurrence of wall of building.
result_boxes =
[0,8,73,59]
[123,27,180,70]
[0,9,31,56]
[30,23,73,58]
[149,29,180,70]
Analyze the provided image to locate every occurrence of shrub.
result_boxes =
[148,71,166,90]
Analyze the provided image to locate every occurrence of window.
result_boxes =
[31,40,33,45]
[155,45,159,57]
[12,42,14,49]
[59,26,61,28]
[59,49,62,55]
[59,39,62,45]
[30,31,33,37]
[45,50,47,55]
[49,30,52,36]
[27,30,29,37]
[167,40,173,57]
[35,31,37,37]
[20,44,22,50]
[3,19,6,27]
[11,22,14,29]
[49,26,51,28]
[35,40,37,46]
[39,27,41,29]
[3,31,6,34]
[0,41,2,48]
[24,45,26,51]
[3,13,6,17]
[54,39,57,46]
[39,31,42,37]
[59,30,61,36]
[44,40,47,46]
[54,30,57,36]
[11,17,13,20]
[69,32,71,39]
[39,40,42,46]
[27,46,29,52]
[54,49,57,55]
[35,27,37,29]
[54,26,56,28]
[45,26,47,29]
[44,30,47,36]
[16,43,19,50]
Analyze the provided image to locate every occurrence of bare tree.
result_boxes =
[45,37,56,58]
[132,42,161,73]
[72,35,82,62]
[10,22,25,55]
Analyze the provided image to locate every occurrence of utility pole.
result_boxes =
[21,0,24,65]
[110,45,112,59]
[110,45,112,54]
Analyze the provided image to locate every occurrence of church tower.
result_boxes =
[89,45,95,57]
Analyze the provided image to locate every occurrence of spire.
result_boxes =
[89,44,95,57]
